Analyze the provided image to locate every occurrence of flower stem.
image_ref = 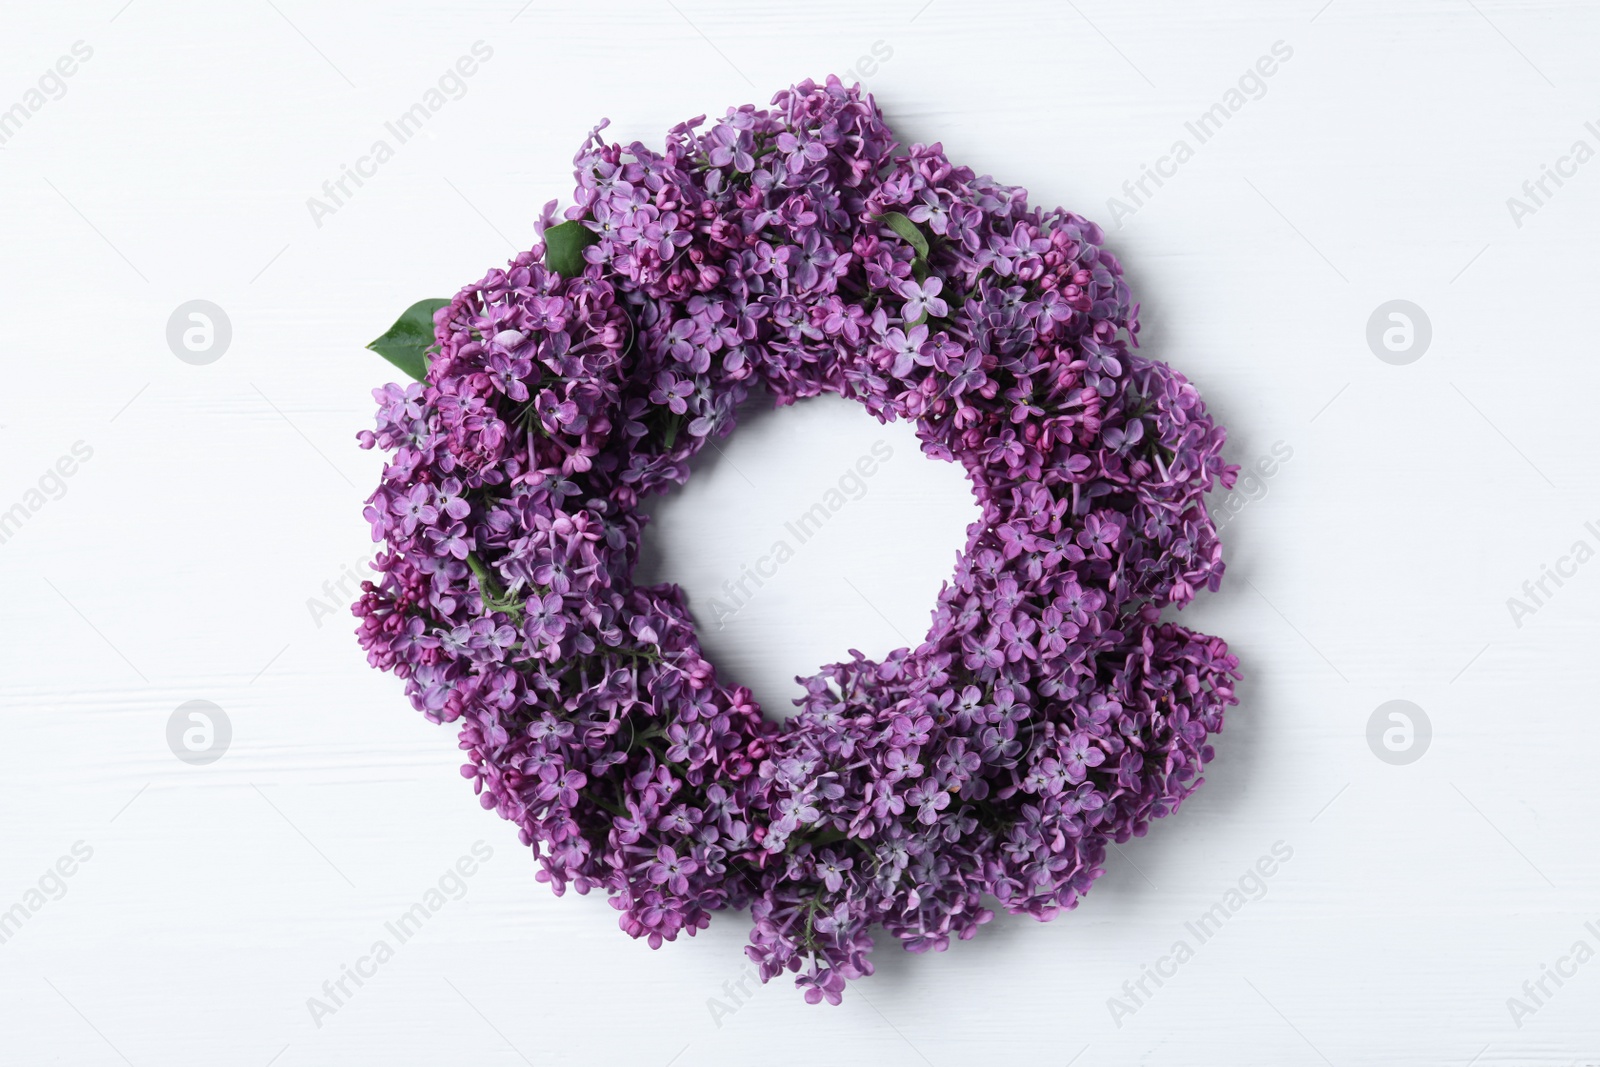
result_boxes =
[467,551,523,618]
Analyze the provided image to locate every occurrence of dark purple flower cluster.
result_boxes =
[356,76,1240,1004]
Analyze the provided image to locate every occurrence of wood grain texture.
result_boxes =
[3,1,1599,1063]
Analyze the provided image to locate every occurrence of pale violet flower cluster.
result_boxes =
[356,76,1240,1004]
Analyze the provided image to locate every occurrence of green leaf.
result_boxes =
[544,219,599,277]
[880,211,929,261]
[367,298,449,381]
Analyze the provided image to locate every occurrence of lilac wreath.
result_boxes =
[355,76,1239,1005]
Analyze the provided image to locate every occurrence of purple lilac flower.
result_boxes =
[355,75,1240,1006]
[896,277,949,321]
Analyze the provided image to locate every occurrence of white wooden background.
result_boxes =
[4,1,1598,1063]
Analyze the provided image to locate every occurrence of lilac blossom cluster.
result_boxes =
[356,76,1240,1004]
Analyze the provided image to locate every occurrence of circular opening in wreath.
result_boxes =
[637,393,981,720]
